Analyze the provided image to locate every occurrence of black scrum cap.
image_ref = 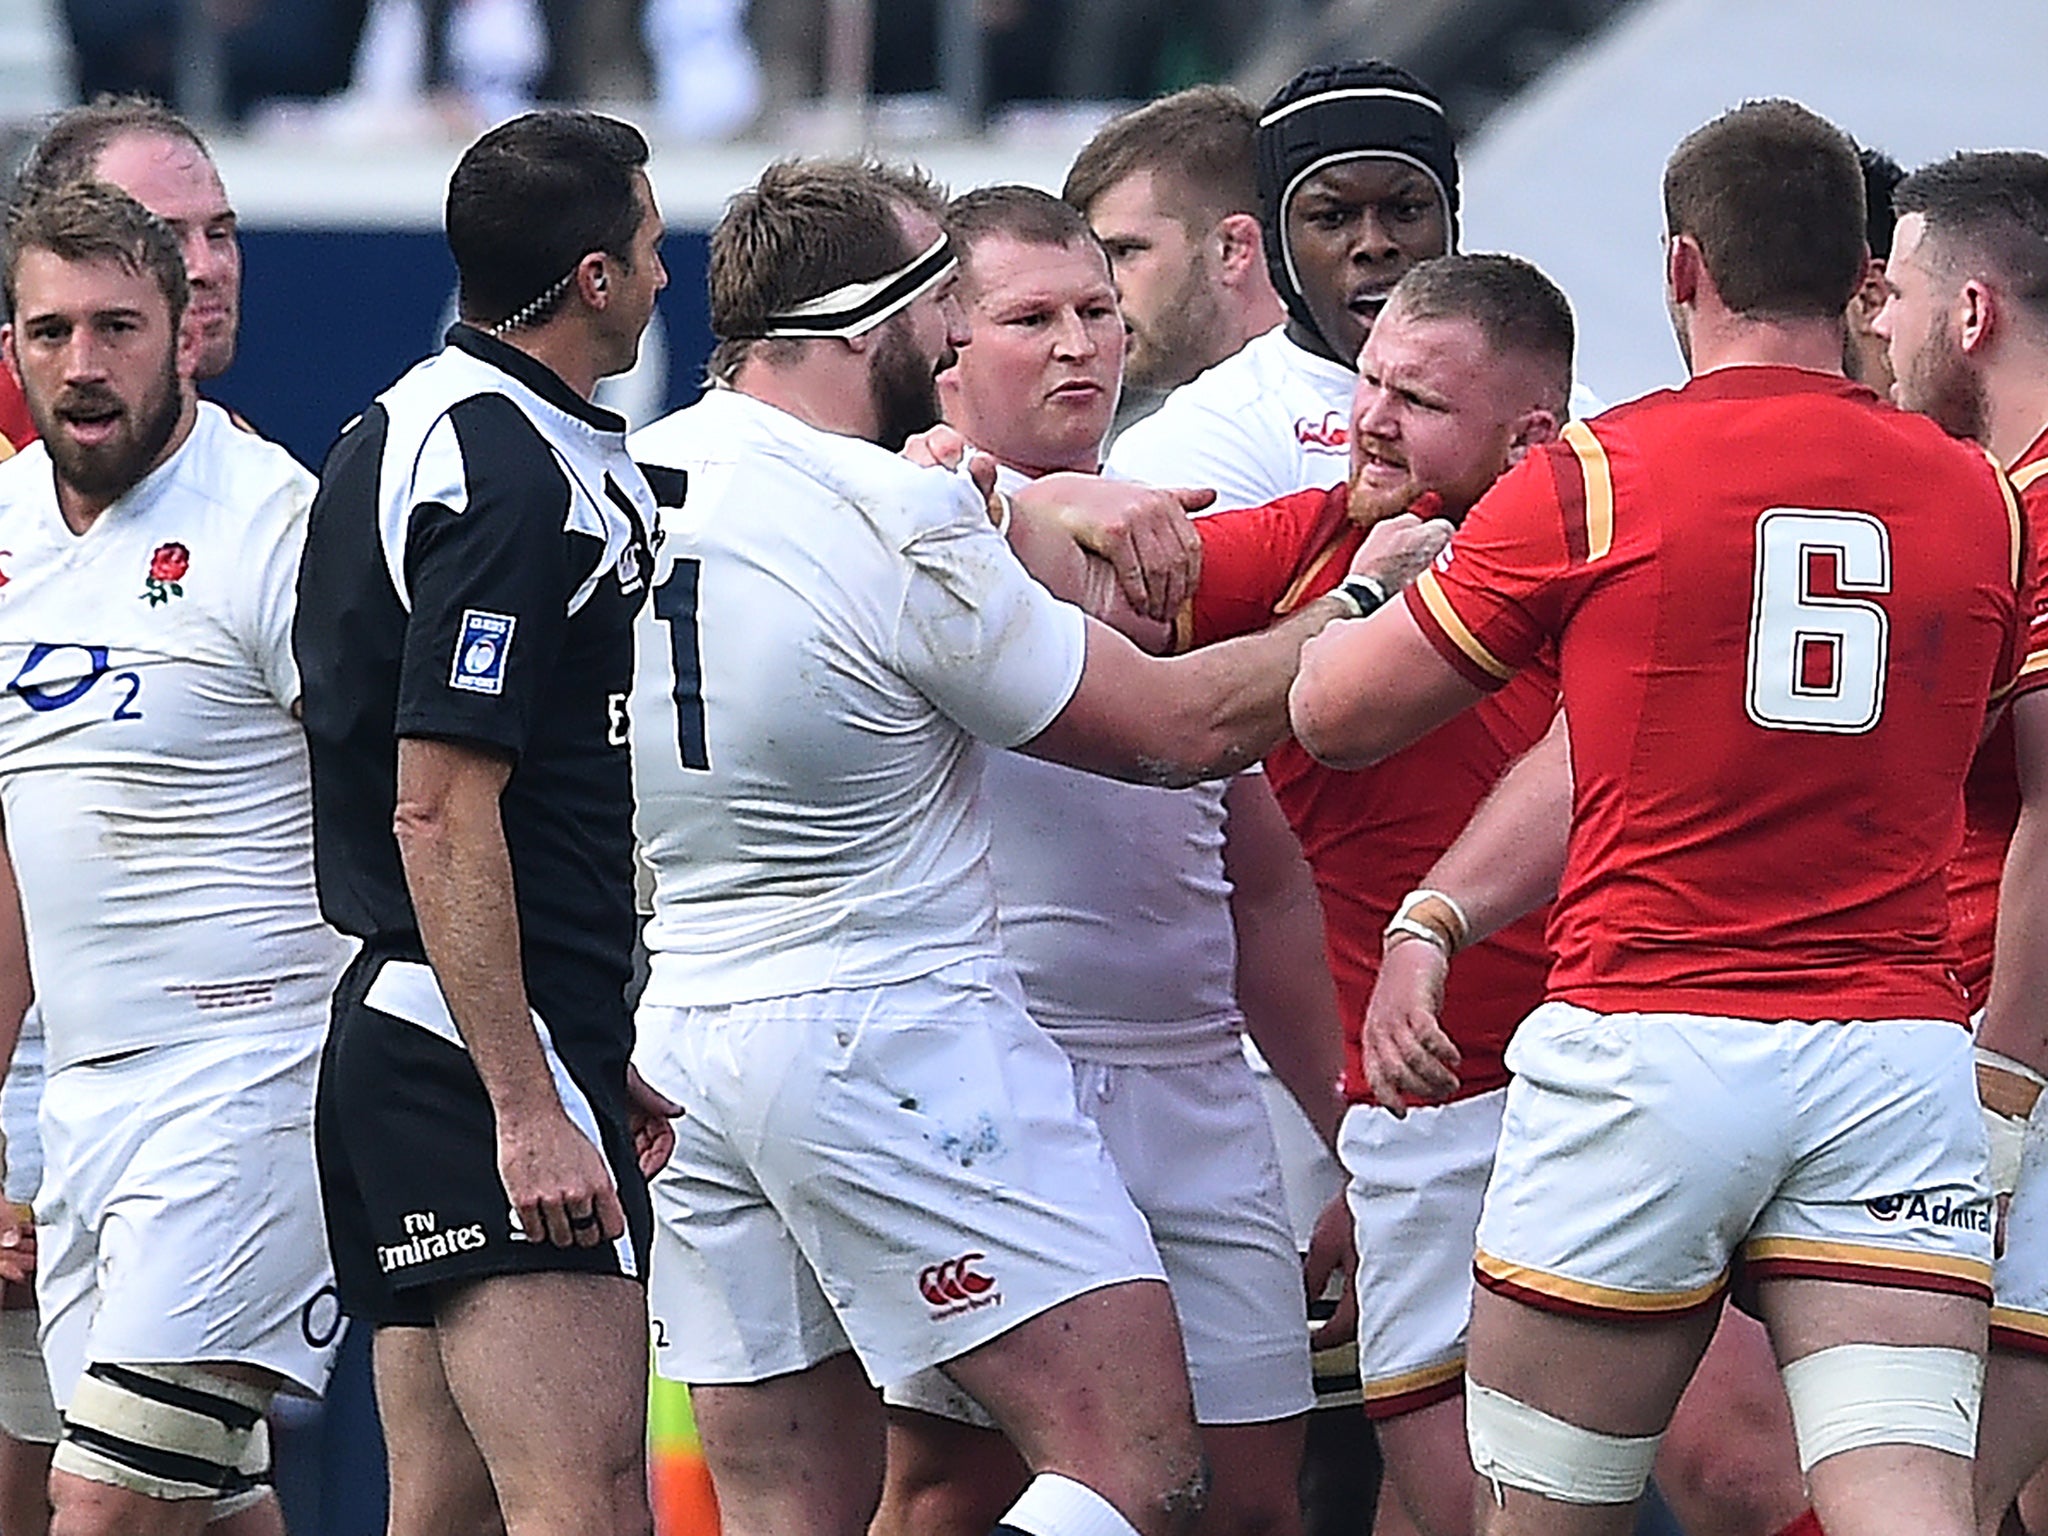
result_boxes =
[1256,61,1460,354]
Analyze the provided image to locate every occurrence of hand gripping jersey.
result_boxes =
[628,389,1087,1008]
[296,325,656,1051]
[1409,367,2030,1023]
[1107,329,1356,510]
[0,403,349,1070]
[1946,428,2048,1008]
[1177,482,1556,1100]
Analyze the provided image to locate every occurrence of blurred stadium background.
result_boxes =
[2,0,2038,1530]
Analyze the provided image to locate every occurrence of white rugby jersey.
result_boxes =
[1106,328,1355,510]
[0,404,350,1071]
[979,466,1238,1065]
[628,389,1087,1007]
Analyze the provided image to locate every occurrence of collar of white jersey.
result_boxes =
[747,236,957,340]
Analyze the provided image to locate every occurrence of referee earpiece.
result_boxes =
[594,272,609,294]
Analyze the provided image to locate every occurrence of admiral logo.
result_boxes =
[1295,412,1348,451]
[450,609,515,695]
[918,1252,1000,1317]
[377,1209,488,1273]
[1864,1191,1991,1233]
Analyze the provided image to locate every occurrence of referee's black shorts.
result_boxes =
[315,950,653,1326]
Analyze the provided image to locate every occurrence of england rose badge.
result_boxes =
[141,541,190,605]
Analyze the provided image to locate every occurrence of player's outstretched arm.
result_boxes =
[1022,515,1456,786]
[1223,773,1345,1149]
[1358,713,1570,1114]
[394,736,626,1250]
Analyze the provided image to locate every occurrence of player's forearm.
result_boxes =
[1007,494,1172,652]
[1415,713,1570,948]
[1146,594,1352,784]
[393,744,561,1123]
[1225,779,1345,1145]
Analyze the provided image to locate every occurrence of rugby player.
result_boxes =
[1289,99,2019,1536]
[623,156,1444,1536]
[872,184,1335,1536]
[1016,251,1565,1536]
[1061,85,1284,416]
[0,96,253,1533]
[0,181,349,1536]
[296,111,673,1536]
[1872,148,2048,1536]
[1844,146,1906,391]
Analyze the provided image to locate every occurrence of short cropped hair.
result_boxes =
[1894,150,2048,328]
[946,184,1102,266]
[1861,146,1906,260]
[446,110,649,330]
[706,157,947,382]
[1062,85,1258,231]
[1383,253,1574,416]
[5,179,188,324]
[14,94,211,204]
[1662,100,1865,320]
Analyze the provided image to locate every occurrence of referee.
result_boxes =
[294,110,677,1536]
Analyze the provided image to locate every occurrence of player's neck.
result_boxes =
[732,356,880,443]
[54,391,199,536]
[1685,308,1846,379]
[1979,356,2048,469]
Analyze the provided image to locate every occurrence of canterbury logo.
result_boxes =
[918,1252,995,1306]
[1295,412,1348,450]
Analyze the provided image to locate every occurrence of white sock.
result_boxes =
[998,1473,1142,1536]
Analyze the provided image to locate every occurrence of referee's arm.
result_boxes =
[393,736,626,1251]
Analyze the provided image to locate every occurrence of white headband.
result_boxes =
[750,235,958,340]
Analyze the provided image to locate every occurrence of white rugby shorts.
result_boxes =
[1340,1088,1503,1419]
[889,1049,1311,1426]
[636,958,1166,1388]
[37,1028,340,1408]
[1475,1003,1993,1318]
[1993,1111,2048,1358]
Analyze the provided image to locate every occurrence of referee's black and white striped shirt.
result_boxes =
[295,324,668,1056]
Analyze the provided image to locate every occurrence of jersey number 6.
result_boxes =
[1744,509,1891,735]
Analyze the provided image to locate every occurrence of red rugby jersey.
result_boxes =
[1409,367,2028,1024]
[1177,483,1557,1102]
[1948,429,2048,1008]
[0,368,31,455]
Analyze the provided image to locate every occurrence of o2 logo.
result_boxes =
[6,642,143,720]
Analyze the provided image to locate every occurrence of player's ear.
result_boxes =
[1957,278,1995,356]
[0,325,14,381]
[1666,233,1702,307]
[173,303,202,380]
[1507,408,1560,463]
[1214,213,1263,280]
[575,251,610,310]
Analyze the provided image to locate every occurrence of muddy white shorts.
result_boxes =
[636,958,1166,1388]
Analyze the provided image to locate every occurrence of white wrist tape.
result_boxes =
[1977,1047,2047,1200]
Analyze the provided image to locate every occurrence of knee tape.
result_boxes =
[53,1362,272,1503]
[1465,1381,1662,1506]
[1779,1344,1983,1471]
